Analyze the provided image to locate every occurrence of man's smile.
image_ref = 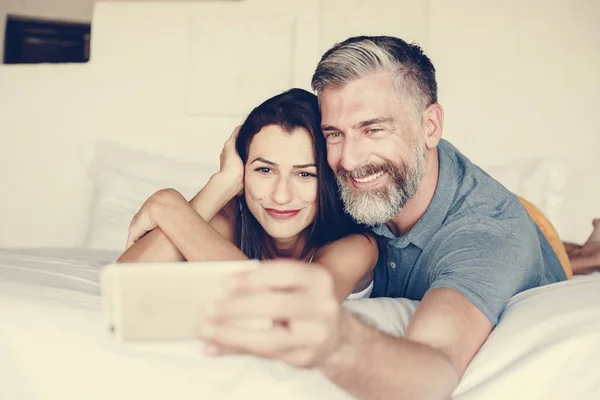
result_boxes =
[350,171,388,189]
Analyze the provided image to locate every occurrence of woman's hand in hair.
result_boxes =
[218,126,244,196]
[188,127,245,225]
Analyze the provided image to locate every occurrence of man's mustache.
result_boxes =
[335,162,402,181]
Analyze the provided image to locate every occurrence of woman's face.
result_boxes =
[244,124,318,242]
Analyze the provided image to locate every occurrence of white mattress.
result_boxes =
[1,248,599,400]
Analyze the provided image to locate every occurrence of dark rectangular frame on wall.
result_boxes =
[3,15,91,64]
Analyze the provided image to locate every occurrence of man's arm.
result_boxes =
[322,288,491,399]
[322,223,532,398]
[197,261,491,400]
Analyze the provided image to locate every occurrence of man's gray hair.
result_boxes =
[311,36,438,116]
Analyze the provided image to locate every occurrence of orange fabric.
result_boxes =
[517,196,573,279]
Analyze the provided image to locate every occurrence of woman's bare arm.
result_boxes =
[120,188,249,263]
[118,127,244,263]
[117,172,239,263]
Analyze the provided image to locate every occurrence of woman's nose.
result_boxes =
[271,176,293,205]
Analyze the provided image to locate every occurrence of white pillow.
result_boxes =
[84,142,569,251]
[84,141,218,251]
[481,158,569,236]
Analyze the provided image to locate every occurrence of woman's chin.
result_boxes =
[263,225,309,242]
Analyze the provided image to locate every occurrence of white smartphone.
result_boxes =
[101,260,268,341]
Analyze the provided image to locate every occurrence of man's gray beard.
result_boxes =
[336,139,428,227]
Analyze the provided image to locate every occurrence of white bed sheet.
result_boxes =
[1,248,599,400]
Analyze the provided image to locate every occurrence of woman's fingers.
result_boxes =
[126,211,156,249]
[124,190,177,249]
[220,126,244,178]
[229,125,241,142]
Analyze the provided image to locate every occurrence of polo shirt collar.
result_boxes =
[371,139,459,249]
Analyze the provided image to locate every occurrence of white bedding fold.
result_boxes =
[1,248,599,400]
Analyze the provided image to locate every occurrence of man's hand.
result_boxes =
[196,260,344,368]
[196,261,470,400]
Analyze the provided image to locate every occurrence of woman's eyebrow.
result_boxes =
[250,158,316,169]
[293,163,316,169]
[250,157,277,165]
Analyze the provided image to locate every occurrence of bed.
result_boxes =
[1,247,599,400]
[1,1,599,399]
[0,141,599,400]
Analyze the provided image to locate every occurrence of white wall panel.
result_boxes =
[0,0,598,246]
[186,8,294,116]
[428,0,600,241]
[319,0,430,53]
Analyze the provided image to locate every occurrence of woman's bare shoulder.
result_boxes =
[315,233,378,265]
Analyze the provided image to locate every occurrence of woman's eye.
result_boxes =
[298,172,317,178]
[256,167,271,174]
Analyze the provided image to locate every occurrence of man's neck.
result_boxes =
[386,148,439,237]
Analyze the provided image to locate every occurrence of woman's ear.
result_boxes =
[421,103,444,149]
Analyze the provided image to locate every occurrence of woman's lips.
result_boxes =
[264,208,301,220]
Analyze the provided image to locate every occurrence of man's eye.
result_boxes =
[326,132,341,138]
[366,128,382,134]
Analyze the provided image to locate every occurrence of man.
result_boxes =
[194,36,568,399]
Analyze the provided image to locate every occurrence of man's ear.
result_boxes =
[421,103,444,149]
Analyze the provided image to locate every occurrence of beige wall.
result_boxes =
[429,0,600,163]
[0,0,598,246]
[0,0,229,58]
[427,0,600,242]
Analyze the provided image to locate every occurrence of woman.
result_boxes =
[117,88,378,301]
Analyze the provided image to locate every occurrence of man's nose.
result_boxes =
[339,136,369,172]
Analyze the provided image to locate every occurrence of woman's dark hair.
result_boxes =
[235,88,366,260]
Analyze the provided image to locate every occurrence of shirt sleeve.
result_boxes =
[427,222,539,327]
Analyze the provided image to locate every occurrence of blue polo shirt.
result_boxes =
[370,139,566,326]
